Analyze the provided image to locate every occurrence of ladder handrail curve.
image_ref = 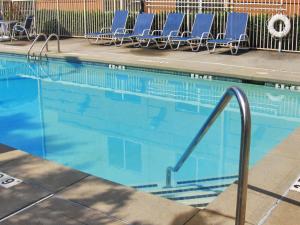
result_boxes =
[27,33,48,58]
[39,33,60,58]
[165,86,251,225]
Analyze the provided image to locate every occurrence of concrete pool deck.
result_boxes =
[1,38,300,86]
[0,127,299,224]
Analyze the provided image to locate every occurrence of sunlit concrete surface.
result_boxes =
[1,38,300,86]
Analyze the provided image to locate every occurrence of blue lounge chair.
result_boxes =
[206,12,249,55]
[169,13,214,51]
[114,13,154,46]
[86,10,128,44]
[137,13,185,49]
[12,15,34,40]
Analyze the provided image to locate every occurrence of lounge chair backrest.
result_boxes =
[133,13,154,35]
[162,13,184,36]
[111,10,129,32]
[225,12,248,40]
[191,13,214,38]
[24,15,34,30]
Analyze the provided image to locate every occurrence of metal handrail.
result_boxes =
[27,33,48,58]
[165,86,251,225]
[39,33,60,58]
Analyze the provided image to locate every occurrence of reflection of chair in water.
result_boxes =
[266,93,285,102]
[150,107,167,129]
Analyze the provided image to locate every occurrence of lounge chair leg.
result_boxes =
[134,39,142,48]
[169,41,178,50]
[207,43,216,53]
[25,30,30,41]
[96,36,100,44]
[189,40,200,52]
[169,41,174,50]
[212,43,217,53]
[230,44,239,55]
[115,38,124,47]
[87,38,94,44]
[195,39,204,52]
[145,39,151,47]
[154,39,160,49]
[157,40,168,50]
[175,41,181,50]
[130,38,135,45]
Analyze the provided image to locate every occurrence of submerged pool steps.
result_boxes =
[132,175,238,209]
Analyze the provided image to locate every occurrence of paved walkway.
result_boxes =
[0,145,198,225]
[1,38,300,86]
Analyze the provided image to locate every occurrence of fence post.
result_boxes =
[84,0,87,36]
[33,0,37,34]
[120,0,123,10]
[140,0,145,13]
[56,0,60,36]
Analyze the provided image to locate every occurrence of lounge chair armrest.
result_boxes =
[13,24,25,32]
[181,31,192,37]
[13,22,23,27]
[168,30,180,38]
[142,29,151,36]
[216,33,226,39]
[125,29,134,34]
[115,29,129,35]
[201,32,213,39]
[151,30,162,35]
[100,27,112,33]
[114,28,126,34]
[239,33,248,41]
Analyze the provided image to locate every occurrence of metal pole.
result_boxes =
[235,90,251,225]
[278,23,283,52]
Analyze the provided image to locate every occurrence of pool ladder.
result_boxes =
[165,87,251,225]
[27,33,60,60]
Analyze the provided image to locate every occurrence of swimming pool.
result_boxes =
[1,53,300,207]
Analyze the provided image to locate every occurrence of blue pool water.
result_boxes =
[0,53,300,201]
